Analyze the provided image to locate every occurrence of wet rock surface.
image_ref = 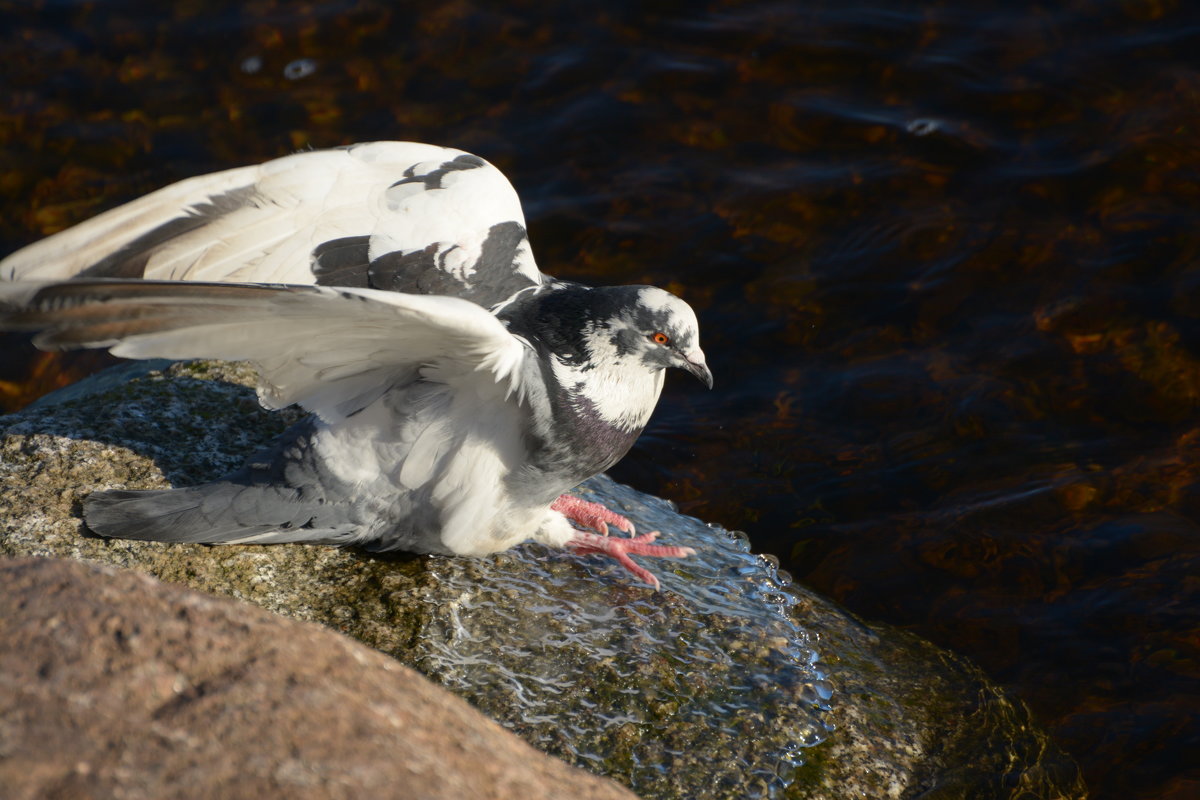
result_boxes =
[0,362,1086,799]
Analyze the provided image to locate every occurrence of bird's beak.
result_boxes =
[682,349,713,389]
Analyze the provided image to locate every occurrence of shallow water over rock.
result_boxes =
[410,475,832,798]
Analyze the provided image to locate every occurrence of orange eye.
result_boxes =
[651,332,670,346]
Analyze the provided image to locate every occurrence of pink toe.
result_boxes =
[552,494,635,535]
[566,530,695,590]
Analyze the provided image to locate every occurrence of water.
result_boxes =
[412,476,832,799]
[2,1,1199,797]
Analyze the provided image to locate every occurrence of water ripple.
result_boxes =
[405,474,832,800]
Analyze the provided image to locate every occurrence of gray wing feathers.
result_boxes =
[0,279,532,421]
[82,484,363,545]
[81,413,418,550]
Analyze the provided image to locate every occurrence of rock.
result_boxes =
[0,361,1087,799]
[0,556,639,800]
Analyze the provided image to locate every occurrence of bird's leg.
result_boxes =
[551,494,635,536]
[552,494,694,589]
[566,531,695,591]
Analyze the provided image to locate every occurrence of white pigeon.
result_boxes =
[0,142,712,590]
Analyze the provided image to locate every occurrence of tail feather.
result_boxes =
[82,484,360,545]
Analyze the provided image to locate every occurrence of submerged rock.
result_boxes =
[0,362,1086,799]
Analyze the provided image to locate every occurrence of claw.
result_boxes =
[551,494,635,536]
[567,530,695,591]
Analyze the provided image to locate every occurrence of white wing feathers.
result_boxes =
[0,280,532,422]
[0,142,539,288]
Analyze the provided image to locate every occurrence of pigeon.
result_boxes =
[0,142,712,590]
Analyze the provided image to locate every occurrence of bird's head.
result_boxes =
[604,286,712,389]
[513,283,713,391]
[507,283,711,434]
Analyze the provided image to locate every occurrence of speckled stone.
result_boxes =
[0,556,641,800]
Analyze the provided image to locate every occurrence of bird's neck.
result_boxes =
[553,359,665,433]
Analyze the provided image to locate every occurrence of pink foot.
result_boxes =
[567,530,696,591]
[551,494,634,536]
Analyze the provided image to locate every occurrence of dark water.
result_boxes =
[2,1,1198,797]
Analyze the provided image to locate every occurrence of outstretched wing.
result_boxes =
[0,142,550,309]
[0,279,533,421]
